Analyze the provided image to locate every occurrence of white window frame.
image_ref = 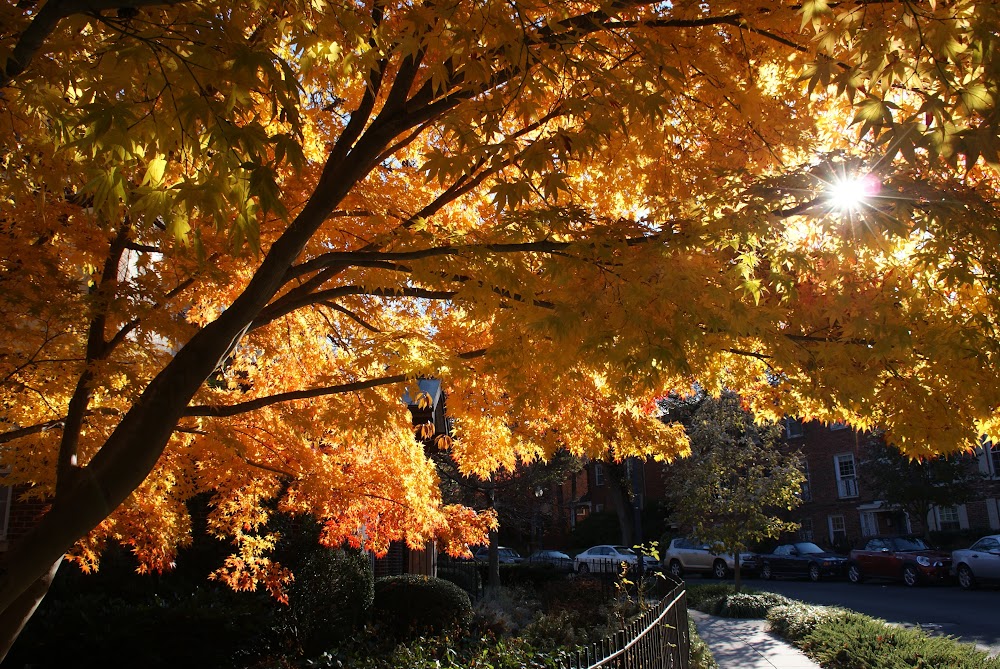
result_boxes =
[828,514,847,544]
[798,517,814,541]
[594,462,605,487]
[859,511,879,537]
[834,453,859,499]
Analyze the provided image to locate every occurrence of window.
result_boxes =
[835,454,859,498]
[936,506,961,531]
[993,444,1000,478]
[865,538,889,551]
[594,462,605,487]
[828,515,847,544]
[785,417,804,439]
[972,537,1000,552]
[799,460,812,502]
[830,421,848,431]
[798,518,814,541]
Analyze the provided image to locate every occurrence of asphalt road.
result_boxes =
[727,575,1000,656]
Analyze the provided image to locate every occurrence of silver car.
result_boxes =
[574,544,658,574]
[952,534,1000,589]
[662,537,756,579]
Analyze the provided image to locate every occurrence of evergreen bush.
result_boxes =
[288,547,374,653]
[712,592,793,618]
[373,574,473,637]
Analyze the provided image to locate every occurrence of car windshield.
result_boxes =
[614,546,636,555]
[794,543,825,554]
[891,537,929,551]
[498,549,518,558]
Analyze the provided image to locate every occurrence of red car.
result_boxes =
[848,536,951,587]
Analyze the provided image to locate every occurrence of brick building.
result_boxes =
[785,419,1000,551]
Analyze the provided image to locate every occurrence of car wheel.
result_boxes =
[957,564,976,590]
[847,564,864,584]
[761,563,773,580]
[902,564,920,587]
[713,559,728,579]
[808,563,821,582]
[669,560,683,579]
[578,562,590,575]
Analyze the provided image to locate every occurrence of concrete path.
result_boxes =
[689,610,822,669]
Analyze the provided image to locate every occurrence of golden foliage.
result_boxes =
[1,0,999,600]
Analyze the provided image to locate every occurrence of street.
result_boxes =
[732,576,1000,656]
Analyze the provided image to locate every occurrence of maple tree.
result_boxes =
[2,0,1000,656]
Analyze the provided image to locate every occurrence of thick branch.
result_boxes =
[1,0,189,88]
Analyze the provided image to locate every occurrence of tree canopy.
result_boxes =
[2,0,1000,653]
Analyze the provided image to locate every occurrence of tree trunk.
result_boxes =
[487,478,500,589]
[604,460,635,545]
[0,558,61,664]
[0,105,400,656]
[733,557,742,593]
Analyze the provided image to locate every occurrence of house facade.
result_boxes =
[786,419,1000,551]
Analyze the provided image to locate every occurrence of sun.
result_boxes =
[827,174,881,211]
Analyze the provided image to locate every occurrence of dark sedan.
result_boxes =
[758,542,848,582]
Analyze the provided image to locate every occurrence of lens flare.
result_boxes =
[828,174,881,210]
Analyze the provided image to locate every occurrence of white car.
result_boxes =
[952,534,1000,590]
[574,544,658,574]
[662,537,756,579]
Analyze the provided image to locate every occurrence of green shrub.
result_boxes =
[373,574,473,638]
[712,592,793,619]
[767,602,850,641]
[689,618,719,669]
[793,610,1000,669]
[685,583,745,612]
[288,547,374,653]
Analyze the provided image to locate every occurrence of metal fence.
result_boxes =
[561,582,690,669]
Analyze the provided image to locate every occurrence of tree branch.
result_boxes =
[1,0,189,88]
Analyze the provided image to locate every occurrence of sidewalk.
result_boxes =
[689,610,821,669]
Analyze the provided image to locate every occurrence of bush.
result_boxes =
[798,611,1000,669]
[288,547,374,653]
[373,574,473,638]
[685,583,744,612]
[712,592,793,619]
[767,602,850,641]
[473,584,543,636]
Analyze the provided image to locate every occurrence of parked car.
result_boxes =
[757,542,848,582]
[526,549,574,571]
[848,536,951,586]
[574,545,658,574]
[662,538,757,579]
[472,546,523,564]
[951,534,1000,590]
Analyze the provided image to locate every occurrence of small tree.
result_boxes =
[861,437,983,539]
[662,393,805,591]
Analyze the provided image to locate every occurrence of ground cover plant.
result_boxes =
[689,586,1000,669]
